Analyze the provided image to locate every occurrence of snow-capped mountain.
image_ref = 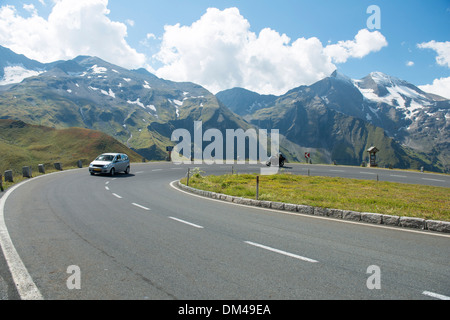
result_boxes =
[0,45,50,85]
[0,45,448,171]
[351,72,449,166]
[217,70,449,172]
[0,46,248,160]
[353,71,446,123]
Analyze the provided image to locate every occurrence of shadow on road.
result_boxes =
[89,173,135,179]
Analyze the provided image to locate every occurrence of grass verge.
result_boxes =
[181,172,450,222]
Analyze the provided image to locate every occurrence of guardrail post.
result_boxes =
[186,168,190,186]
[256,176,259,200]
[0,174,3,192]
[38,164,45,174]
[22,166,32,178]
[4,170,13,182]
[77,160,83,168]
[54,163,63,171]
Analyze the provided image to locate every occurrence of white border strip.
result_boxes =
[422,291,450,300]
[0,180,44,300]
[0,168,83,300]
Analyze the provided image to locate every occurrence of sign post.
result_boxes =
[367,146,379,167]
[305,152,311,164]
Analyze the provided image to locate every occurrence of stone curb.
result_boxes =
[176,181,450,234]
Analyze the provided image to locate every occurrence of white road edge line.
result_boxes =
[112,193,122,199]
[169,217,204,229]
[0,173,86,299]
[422,291,450,300]
[169,180,450,239]
[132,203,151,211]
[245,241,318,263]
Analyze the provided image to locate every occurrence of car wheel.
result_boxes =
[90,172,95,175]
[110,168,115,176]
[125,166,130,174]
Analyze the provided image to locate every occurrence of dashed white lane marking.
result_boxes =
[105,186,109,191]
[169,217,204,229]
[330,169,345,172]
[422,291,450,300]
[245,241,318,263]
[359,172,376,175]
[132,203,151,211]
[152,169,162,172]
[422,178,445,183]
[105,181,110,185]
[112,193,122,199]
[390,175,407,178]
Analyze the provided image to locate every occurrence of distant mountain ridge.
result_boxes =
[217,71,449,172]
[0,45,249,160]
[0,45,448,172]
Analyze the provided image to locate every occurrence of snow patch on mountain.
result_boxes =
[0,65,43,85]
[143,80,151,89]
[127,98,157,113]
[101,88,115,98]
[90,65,107,74]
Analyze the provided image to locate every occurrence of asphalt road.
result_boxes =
[0,162,449,300]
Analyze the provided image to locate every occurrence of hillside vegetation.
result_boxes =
[0,119,142,175]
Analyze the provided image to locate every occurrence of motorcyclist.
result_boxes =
[279,153,286,167]
[266,153,286,167]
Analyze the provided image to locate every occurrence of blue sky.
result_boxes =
[0,0,449,96]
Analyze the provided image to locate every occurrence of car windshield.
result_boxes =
[96,155,114,161]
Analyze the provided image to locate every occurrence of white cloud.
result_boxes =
[324,29,388,64]
[417,41,450,99]
[23,4,37,14]
[419,77,450,99]
[418,40,450,68]
[0,0,145,69]
[154,8,387,95]
[406,61,414,67]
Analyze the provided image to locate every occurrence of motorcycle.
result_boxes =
[266,154,286,167]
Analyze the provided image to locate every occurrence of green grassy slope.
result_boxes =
[0,119,143,175]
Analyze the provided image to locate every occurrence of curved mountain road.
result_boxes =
[0,163,449,300]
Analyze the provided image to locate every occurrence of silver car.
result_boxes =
[89,153,130,176]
